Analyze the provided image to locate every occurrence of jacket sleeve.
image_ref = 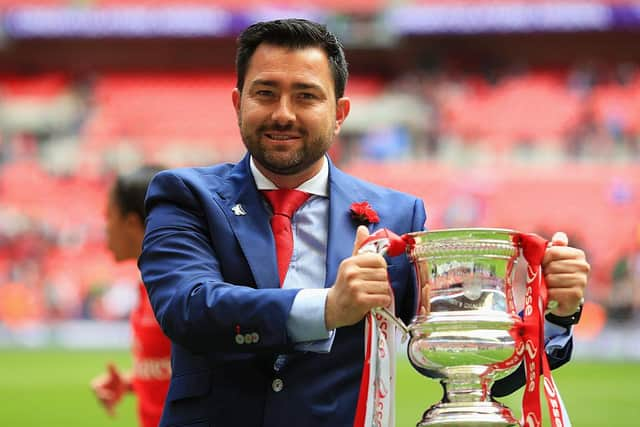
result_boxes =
[398,197,427,325]
[139,170,300,355]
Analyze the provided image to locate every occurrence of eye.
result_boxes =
[254,89,275,98]
[298,92,317,100]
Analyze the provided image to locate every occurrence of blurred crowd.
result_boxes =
[342,59,640,163]
[1,59,639,329]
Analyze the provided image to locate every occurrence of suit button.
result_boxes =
[235,334,244,344]
[272,378,283,392]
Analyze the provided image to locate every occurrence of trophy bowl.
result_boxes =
[405,228,525,427]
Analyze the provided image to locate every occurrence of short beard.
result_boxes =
[245,135,327,176]
[239,120,333,176]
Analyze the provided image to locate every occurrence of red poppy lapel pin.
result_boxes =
[350,201,380,226]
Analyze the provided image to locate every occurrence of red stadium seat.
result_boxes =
[80,72,243,165]
[442,71,581,147]
[0,73,69,99]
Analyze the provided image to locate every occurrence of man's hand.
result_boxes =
[543,231,590,316]
[325,226,392,330]
[90,363,131,417]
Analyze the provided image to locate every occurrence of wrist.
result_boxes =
[546,303,583,327]
[324,289,337,331]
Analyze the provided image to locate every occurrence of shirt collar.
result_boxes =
[250,156,329,197]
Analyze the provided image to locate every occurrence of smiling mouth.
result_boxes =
[265,133,300,141]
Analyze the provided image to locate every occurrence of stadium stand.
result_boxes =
[1,64,639,325]
[0,1,639,328]
[81,73,242,168]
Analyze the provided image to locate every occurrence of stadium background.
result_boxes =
[0,0,639,425]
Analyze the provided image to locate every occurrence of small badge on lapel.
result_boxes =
[232,204,247,216]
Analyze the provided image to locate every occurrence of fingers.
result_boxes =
[545,269,587,316]
[107,363,120,378]
[326,251,391,329]
[543,259,590,276]
[327,226,398,329]
[340,259,390,296]
[91,363,124,417]
[90,374,106,391]
[356,292,393,309]
[542,232,589,316]
[542,246,590,273]
[95,387,115,405]
[92,377,118,417]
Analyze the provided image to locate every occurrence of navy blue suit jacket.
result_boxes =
[139,154,571,427]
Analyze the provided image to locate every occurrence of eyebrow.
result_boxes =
[250,79,325,93]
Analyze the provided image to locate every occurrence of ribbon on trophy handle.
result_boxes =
[519,233,572,427]
[353,229,571,427]
[353,229,411,427]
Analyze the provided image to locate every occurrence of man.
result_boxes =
[92,166,171,427]
[139,19,589,427]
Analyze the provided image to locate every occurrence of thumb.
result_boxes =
[352,225,370,256]
[550,231,569,247]
[107,363,121,381]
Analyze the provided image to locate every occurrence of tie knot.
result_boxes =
[262,189,310,218]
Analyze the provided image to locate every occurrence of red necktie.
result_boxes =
[262,189,311,286]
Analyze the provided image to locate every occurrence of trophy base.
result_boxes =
[417,401,519,427]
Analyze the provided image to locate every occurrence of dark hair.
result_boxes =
[112,165,165,222]
[236,18,349,99]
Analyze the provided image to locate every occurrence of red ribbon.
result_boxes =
[519,233,568,427]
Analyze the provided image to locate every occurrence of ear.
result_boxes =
[124,212,144,231]
[334,97,351,136]
[232,88,241,119]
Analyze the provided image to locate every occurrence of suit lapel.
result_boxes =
[325,160,364,288]
[217,155,279,289]
[216,155,365,290]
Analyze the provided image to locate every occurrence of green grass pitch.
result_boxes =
[1,349,638,426]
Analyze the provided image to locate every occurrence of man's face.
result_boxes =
[232,44,349,179]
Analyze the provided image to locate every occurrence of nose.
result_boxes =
[271,96,295,125]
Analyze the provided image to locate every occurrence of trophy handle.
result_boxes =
[357,228,408,258]
[357,228,411,336]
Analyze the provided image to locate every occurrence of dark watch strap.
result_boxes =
[545,304,583,327]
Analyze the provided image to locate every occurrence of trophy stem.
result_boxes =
[441,366,492,403]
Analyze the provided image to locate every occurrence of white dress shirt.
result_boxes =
[251,156,334,351]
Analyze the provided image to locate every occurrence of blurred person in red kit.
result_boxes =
[91,165,171,427]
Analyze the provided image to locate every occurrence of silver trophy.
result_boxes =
[402,228,525,427]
